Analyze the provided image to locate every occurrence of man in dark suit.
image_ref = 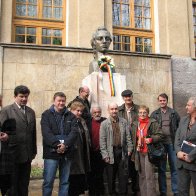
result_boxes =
[0,85,37,196]
[175,97,196,195]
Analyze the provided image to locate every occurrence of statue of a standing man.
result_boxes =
[89,27,113,74]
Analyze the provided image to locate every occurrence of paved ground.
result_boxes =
[28,175,195,196]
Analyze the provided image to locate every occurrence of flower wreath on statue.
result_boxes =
[97,55,116,96]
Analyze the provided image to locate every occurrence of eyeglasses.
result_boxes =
[138,112,147,114]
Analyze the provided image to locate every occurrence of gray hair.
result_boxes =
[91,105,102,113]
[188,97,196,108]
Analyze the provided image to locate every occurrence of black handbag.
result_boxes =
[147,142,166,166]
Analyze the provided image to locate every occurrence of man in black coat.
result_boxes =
[0,94,16,196]
[67,86,91,130]
[0,85,37,196]
[41,92,78,196]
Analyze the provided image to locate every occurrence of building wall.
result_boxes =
[157,0,194,57]
[0,44,172,165]
[0,0,195,57]
[172,57,196,116]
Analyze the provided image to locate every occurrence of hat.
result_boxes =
[121,89,133,97]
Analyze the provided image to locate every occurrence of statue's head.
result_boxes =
[91,27,112,53]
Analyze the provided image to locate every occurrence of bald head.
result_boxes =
[108,103,118,119]
[79,86,90,100]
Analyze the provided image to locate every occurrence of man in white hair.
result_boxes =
[100,103,133,195]
[89,105,106,196]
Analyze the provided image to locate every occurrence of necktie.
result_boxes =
[21,105,25,114]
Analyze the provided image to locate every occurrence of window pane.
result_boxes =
[28,5,37,16]
[43,7,52,18]
[113,35,121,42]
[194,26,196,36]
[42,28,51,36]
[144,45,152,53]
[16,35,25,43]
[123,44,130,51]
[144,0,150,6]
[194,17,196,24]
[134,6,142,17]
[134,0,142,6]
[54,7,62,19]
[122,4,130,26]
[43,0,52,6]
[27,36,36,43]
[113,3,120,26]
[113,0,120,2]
[16,26,25,34]
[16,5,26,16]
[136,45,143,52]
[136,37,142,44]
[122,36,130,43]
[113,43,121,50]
[16,0,26,2]
[144,7,150,17]
[54,0,62,6]
[42,37,51,44]
[144,18,151,29]
[27,27,36,35]
[54,29,62,36]
[122,0,129,3]
[53,38,62,45]
[135,17,142,28]
[28,0,37,3]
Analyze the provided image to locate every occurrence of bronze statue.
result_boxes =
[89,27,113,73]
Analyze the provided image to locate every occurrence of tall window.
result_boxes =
[13,0,65,45]
[112,0,154,53]
[193,1,196,57]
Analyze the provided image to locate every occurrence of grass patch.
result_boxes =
[31,166,43,179]
[30,166,59,179]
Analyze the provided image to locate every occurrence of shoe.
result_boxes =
[173,193,179,196]
[160,193,167,196]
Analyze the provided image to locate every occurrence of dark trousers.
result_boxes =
[105,147,128,195]
[8,161,31,196]
[88,150,105,196]
[177,167,196,196]
[0,174,11,195]
[128,156,139,193]
[69,174,87,196]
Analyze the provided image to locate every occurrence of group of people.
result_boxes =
[0,85,195,196]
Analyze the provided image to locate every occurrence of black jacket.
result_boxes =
[41,106,78,160]
[150,107,180,145]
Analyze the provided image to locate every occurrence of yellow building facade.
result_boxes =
[0,0,195,164]
[0,0,195,57]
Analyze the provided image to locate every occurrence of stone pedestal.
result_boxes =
[82,72,126,117]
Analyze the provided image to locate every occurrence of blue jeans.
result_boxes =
[42,158,71,196]
[158,143,178,194]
